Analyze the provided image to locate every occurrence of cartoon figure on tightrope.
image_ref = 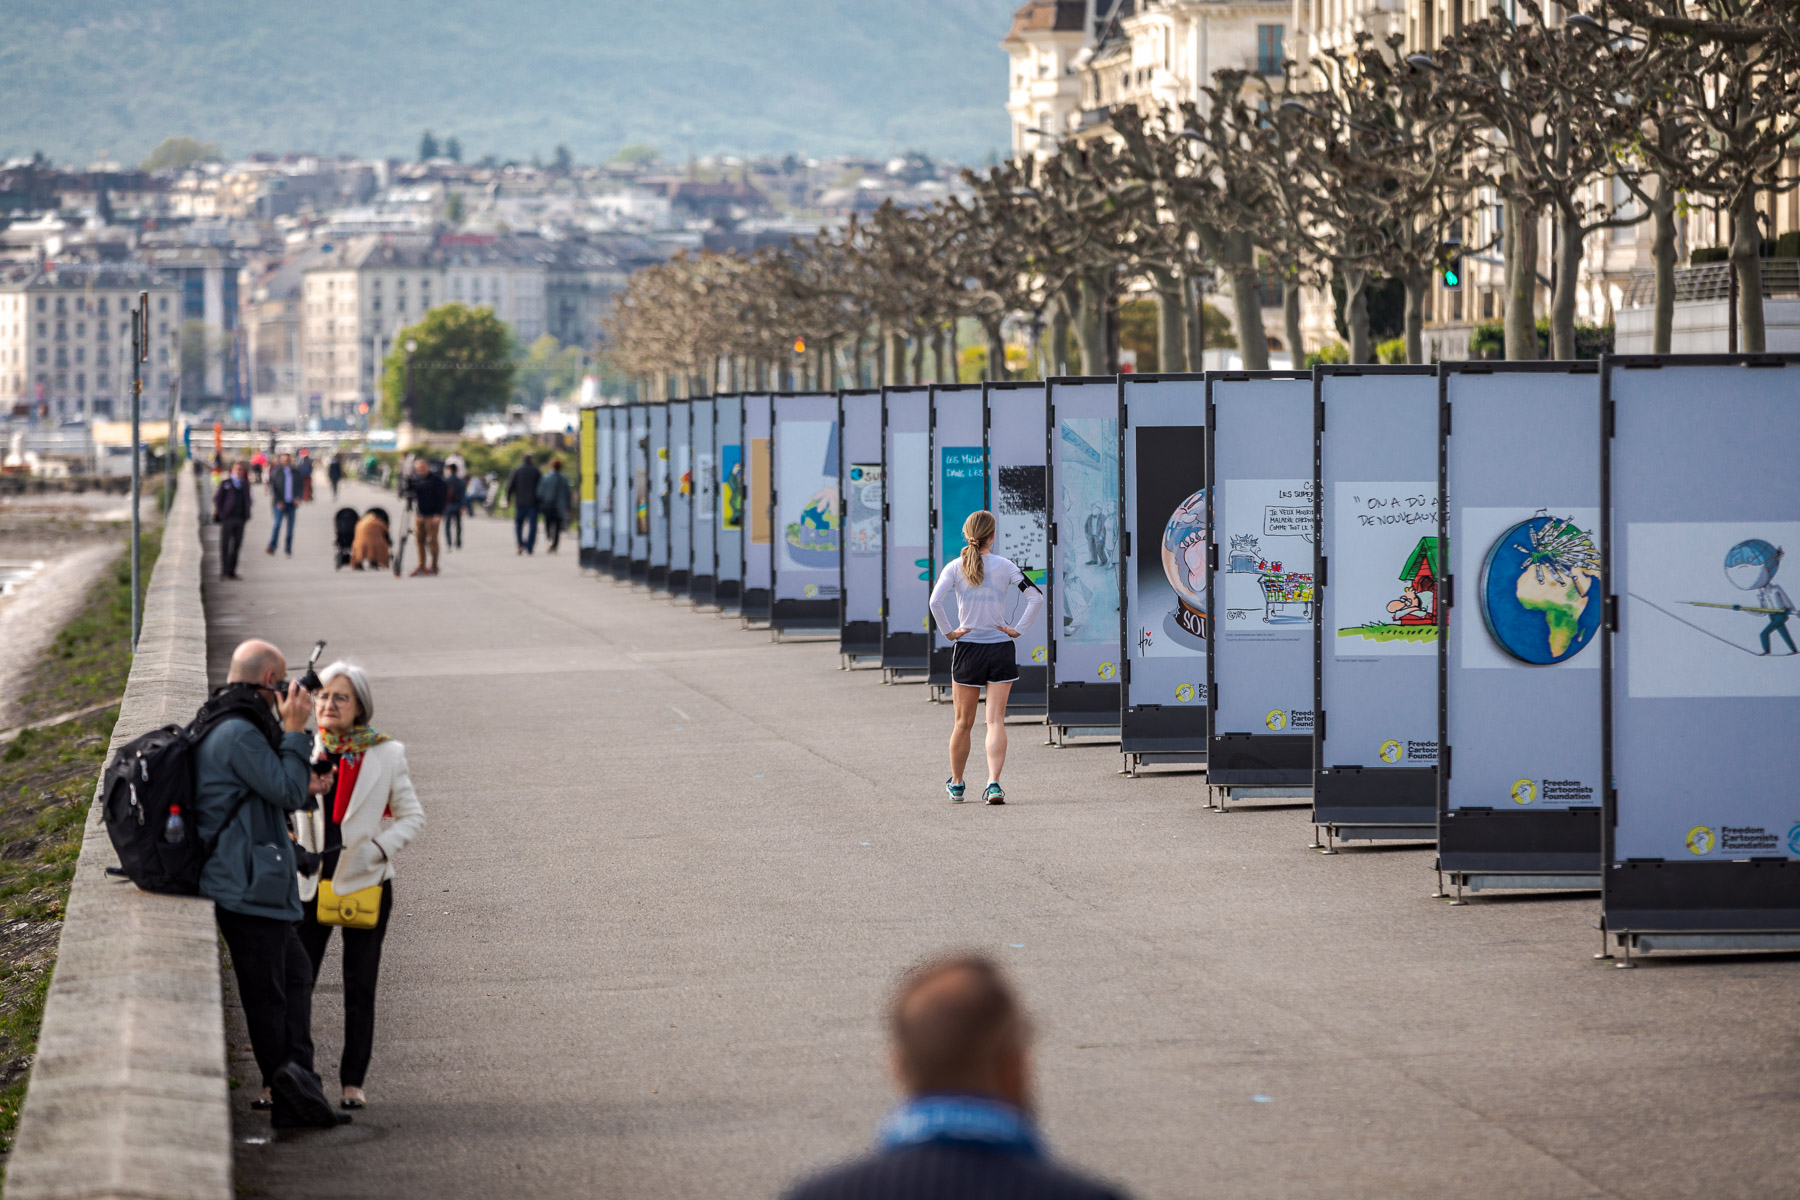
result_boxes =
[1717,539,1797,656]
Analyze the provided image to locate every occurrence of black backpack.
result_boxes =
[102,687,278,895]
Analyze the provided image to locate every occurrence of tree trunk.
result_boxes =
[984,319,1007,383]
[948,319,962,384]
[1226,233,1268,370]
[1150,268,1189,373]
[1049,295,1072,376]
[911,333,926,385]
[1283,275,1304,368]
[1550,204,1581,361]
[1402,267,1430,365]
[1504,197,1539,361]
[891,332,908,385]
[1731,189,1766,353]
[1074,273,1107,375]
[1339,262,1370,364]
[1187,275,1204,371]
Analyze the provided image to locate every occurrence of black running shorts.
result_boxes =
[951,639,1018,686]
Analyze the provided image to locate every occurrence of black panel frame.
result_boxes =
[985,379,1049,714]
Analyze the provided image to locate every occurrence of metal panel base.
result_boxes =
[1209,784,1311,811]
[1314,822,1435,853]
[1439,872,1601,905]
[1123,750,1207,778]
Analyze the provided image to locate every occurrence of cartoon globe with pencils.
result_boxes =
[1479,513,1602,665]
[1160,488,1208,643]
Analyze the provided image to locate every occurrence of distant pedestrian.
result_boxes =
[782,953,1128,1200]
[409,458,447,576]
[213,460,253,579]
[267,452,302,557]
[328,455,344,499]
[928,510,1043,804]
[536,457,573,554]
[506,452,543,555]
[443,463,466,550]
[251,449,267,484]
[299,450,315,502]
[295,662,426,1111]
[195,640,346,1129]
[467,472,491,514]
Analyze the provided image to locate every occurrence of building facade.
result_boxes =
[0,265,179,419]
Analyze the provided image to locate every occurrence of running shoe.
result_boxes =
[985,783,1006,805]
[946,778,966,802]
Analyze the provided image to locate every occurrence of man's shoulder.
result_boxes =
[785,1145,1126,1200]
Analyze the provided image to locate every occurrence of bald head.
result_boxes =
[890,954,1031,1108]
[227,639,287,688]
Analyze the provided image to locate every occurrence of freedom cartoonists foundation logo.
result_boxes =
[1265,709,1288,731]
[1790,824,1800,856]
[1511,779,1538,805]
[1097,661,1117,680]
[1031,645,1047,663]
[803,583,819,598]
[1379,740,1403,764]
[1686,825,1716,856]
[1176,683,1197,704]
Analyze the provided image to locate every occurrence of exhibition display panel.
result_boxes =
[741,393,774,623]
[1206,373,1316,791]
[928,384,986,693]
[838,389,884,661]
[647,400,671,590]
[690,396,718,605]
[1440,364,1603,893]
[714,394,745,609]
[1046,377,1123,738]
[1314,367,1440,840]
[577,405,603,571]
[627,402,651,581]
[667,398,693,594]
[770,392,840,633]
[881,386,932,679]
[1118,374,1208,770]
[1603,355,1800,957]
[984,380,1050,714]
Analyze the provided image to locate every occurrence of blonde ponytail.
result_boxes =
[961,510,996,587]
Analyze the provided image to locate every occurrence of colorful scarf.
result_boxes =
[320,725,390,756]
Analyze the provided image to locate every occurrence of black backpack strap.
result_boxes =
[201,793,253,859]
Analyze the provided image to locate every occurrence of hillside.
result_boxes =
[0,1,1022,166]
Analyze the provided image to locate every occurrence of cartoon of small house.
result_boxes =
[1395,536,1440,625]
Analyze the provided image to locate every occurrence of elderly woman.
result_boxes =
[295,662,425,1109]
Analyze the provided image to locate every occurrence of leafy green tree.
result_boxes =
[611,143,659,166]
[516,334,586,406]
[379,305,515,431]
[552,144,573,172]
[141,136,219,172]
[445,136,462,163]
[419,130,439,161]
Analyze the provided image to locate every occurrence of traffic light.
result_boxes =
[1439,243,1463,290]
[793,337,806,354]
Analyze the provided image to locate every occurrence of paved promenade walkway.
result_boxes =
[207,480,1797,1199]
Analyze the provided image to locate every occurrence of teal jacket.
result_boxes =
[192,717,313,920]
[536,470,572,519]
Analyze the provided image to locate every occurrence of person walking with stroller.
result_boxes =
[536,457,573,555]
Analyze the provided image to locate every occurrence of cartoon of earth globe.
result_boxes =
[1159,488,1208,643]
[785,487,841,568]
[1479,514,1602,664]
[1725,538,1781,590]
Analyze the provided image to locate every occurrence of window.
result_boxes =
[98,297,108,316]
[76,321,85,337]
[75,347,85,365]
[97,321,107,342]
[36,297,45,312]
[36,322,45,337]
[56,322,66,340]
[98,373,109,389]
[98,347,109,365]
[1452,291,1464,322]
[55,348,67,367]
[55,297,66,315]
[1481,290,1495,319]
[1257,24,1284,76]
[76,372,85,391]
[35,348,46,364]
[158,297,168,312]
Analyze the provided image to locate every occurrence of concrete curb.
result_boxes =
[7,479,230,1200]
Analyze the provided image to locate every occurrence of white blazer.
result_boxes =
[297,737,426,901]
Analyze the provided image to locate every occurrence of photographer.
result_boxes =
[194,639,345,1129]
[294,662,426,1111]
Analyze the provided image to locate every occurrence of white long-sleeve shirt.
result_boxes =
[930,553,1044,646]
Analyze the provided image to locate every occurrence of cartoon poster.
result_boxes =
[749,438,771,545]
[1626,521,1800,698]
[1221,479,1315,648]
[847,464,882,556]
[779,419,840,570]
[996,465,1047,585]
[1132,427,1207,659]
[1460,507,1601,670]
[1333,482,1439,657]
[1057,417,1119,645]
[676,444,691,498]
[939,446,986,569]
[695,452,715,523]
[720,444,743,529]
[633,432,650,537]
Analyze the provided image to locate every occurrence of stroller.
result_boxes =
[333,507,359,570]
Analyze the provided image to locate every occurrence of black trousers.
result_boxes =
[216,908,315,1089]
[544,512,565,551]
[444,508,462,548]
[298,880,394,1088]
[219,518,246,577]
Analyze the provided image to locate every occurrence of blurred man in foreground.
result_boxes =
[783,953,1128,1200]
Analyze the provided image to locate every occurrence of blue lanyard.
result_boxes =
[875,1096,1045,1159]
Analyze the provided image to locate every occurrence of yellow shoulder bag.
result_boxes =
[316,878,383,929]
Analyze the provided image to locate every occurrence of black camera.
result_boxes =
[274,640,327,700]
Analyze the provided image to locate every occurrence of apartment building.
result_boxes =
[0,264,179,419]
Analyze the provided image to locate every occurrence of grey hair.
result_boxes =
[317,661,374,726]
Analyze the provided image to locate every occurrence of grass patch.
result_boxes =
[0,521,163,1164]
[1336,623,1439,643]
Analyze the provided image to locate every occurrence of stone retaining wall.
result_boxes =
[7,479,230,1200]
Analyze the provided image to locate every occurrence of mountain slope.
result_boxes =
[0,1,1022,165]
